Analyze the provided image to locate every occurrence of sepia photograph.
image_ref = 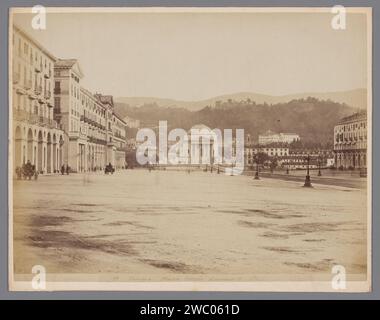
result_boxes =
[8,7,372,292]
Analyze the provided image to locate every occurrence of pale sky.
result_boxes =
[13,9,369,101]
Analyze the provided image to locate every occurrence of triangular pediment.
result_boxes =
[71,61,84,78]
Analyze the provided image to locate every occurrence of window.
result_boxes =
[54,97,61,111]
[16,94,20,110]
[54,81,61,94]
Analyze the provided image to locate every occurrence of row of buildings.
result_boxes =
[12,25,127,174]
[124,112,367,171]
[258,130,300,145]
[244,145,335,170]
[244,109,368,171]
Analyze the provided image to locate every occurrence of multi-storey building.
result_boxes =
[244,140,334,170]
[245,145,290,166]
[280,149,334,170]
[94,94,127,169]
[54,59,88,172]
[12,25,127,174]
[12,25,65,174]
[112,112,127,169]
[54,59,127,172]
[81,88,107,170]
[258,130,300,145]
[334,111,367,169]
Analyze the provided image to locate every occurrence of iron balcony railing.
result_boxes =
[34,85,42,95]
[14,110,58,129]
[88,136,107,145]
[13,110,40,125]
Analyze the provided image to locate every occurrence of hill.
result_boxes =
[115,88,366,111]
[116,97,358,145]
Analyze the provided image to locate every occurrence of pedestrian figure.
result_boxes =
[61,164,65,175]
[15,167,22,180]
[66,165,70,175]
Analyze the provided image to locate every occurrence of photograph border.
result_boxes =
[0,0,379,300]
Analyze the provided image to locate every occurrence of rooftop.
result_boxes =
[13,24,56,61]
[95,94,114,107]
[338,110,367,125]
[55,58,78,68]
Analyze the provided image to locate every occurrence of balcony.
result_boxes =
[44,69,52,79]
[81,115,90,124]
[13,72,20,84]
[34,85,42,95]
[13,110,39,124]
[44,90,51,99]
[13,109,29,121]
[114,132,126,140]
[35,62,42,73]
[39,116,58,129]
[68,131,80,139]
[16,88,26,95]
[87,136,107,145]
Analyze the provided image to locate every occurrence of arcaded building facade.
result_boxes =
[334,111,367,169]
[12,25,65,174]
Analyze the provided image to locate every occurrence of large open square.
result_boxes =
[12,169,367,283]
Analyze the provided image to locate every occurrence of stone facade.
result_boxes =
[11,25,127,175]
[54,59,127,172]
[334,111,367,169]
[12,25,65,174]
[258,130,300,145]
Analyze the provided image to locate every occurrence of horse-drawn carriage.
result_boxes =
[104,163,115,174]
[15,162,38,180]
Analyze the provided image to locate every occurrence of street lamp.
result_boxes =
[304,154,312,187]
[254,160,260,180]
[254,146,261,180]
[318,154,322,176]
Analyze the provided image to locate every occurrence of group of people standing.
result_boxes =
[61,164,70,175]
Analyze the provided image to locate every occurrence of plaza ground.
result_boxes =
[12,169,368,282]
